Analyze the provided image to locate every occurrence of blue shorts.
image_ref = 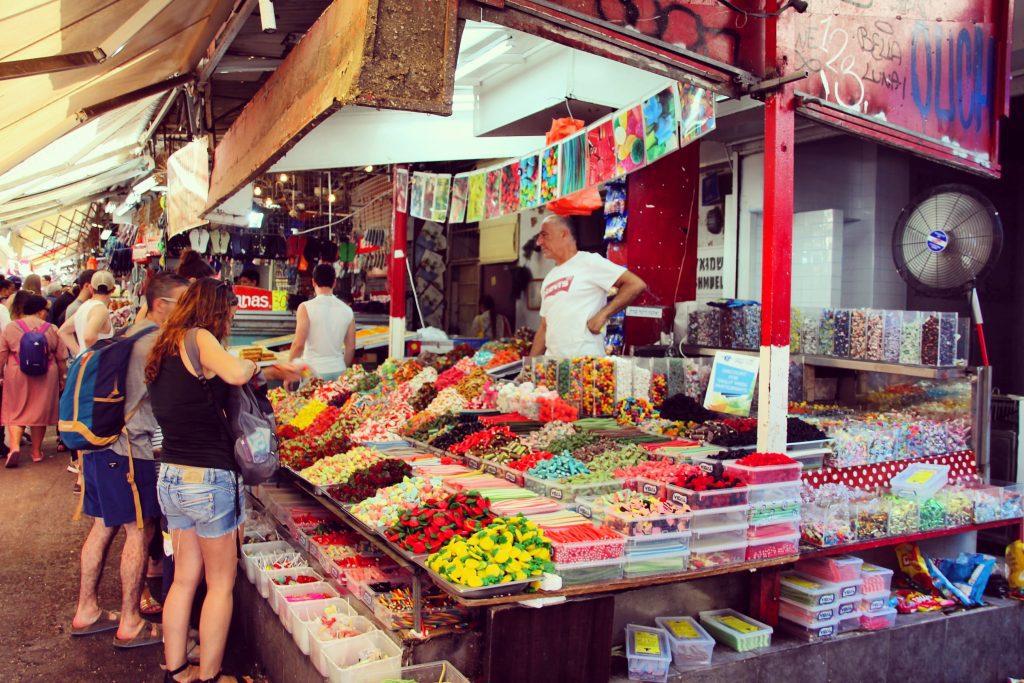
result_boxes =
[157,464,245,539]
[82,450,160,528]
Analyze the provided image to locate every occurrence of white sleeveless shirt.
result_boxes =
[74,298,113,354]
[301,294,354,376]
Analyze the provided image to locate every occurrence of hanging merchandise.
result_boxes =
[559,130,587,196]
[409,173,427,219]
[604,181,628,242]
[485,167,503,219]
[613,104,646,176]
[466,173,485,223]
[680,82,717,145]
[539,143,561,203]
[643,84,682,163]
[430,174,451,223]
[449,174,469,223]
[395,168,410,214]
[586,116,616,185]
[519,154,541,209]
[500,161,521,216]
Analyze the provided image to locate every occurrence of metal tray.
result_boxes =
[415,560,537,599]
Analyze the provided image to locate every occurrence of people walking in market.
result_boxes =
[145,277,259,683]
[69,273,189,651]
[529,214,647,359]
[288,263,355,381]
[22,273,42,295]
[0,293,67,467]
[58,270,115,356]
[61,269,96,326]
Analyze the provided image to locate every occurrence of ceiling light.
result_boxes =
[278,173,289,182]
[364,165,373,173]
[264,197,274,207]
[253,186,262,196]
[328,193,336,203]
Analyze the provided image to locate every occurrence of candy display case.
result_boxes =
[832,309,852,358]
[882,310,902,363]
[554,557,625,586]
[654,616,716,671]
[665,483,749,510]
[688,538,747,570]
[745,532,800,561]
[779,614,841,642]
[899,311,923,364]
[698,609,773,652]
[851,493,889,540]
[849,309,868,360]
[626,625,673,683]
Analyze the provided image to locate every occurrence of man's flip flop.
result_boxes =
[70,609,120,637]
[113,622,163,649]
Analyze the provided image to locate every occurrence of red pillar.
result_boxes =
[389,165,409,358]
[756,8,795,452]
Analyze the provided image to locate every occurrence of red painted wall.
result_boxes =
[616,141,699,349]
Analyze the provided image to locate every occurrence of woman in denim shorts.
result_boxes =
[146,278,259,683]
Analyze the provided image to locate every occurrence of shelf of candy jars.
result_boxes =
[680,303,969,381]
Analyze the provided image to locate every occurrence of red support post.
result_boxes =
[756,3,794,454]
[389,165,409,358]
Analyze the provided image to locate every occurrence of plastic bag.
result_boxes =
[1006,540,1024,601]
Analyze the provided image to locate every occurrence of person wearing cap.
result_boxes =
[59,271,115,357]
[0,293,67,466]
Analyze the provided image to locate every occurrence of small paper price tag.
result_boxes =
[633,630,662,655]
[665,619,700,639]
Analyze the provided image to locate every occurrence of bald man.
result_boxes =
[530,214,646,358]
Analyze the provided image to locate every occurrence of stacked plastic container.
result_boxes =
[576,495,691,579]
[778,563,863,641]
[857,562,896,631]
[723,458,802,563]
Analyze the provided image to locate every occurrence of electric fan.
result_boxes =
[892,184,1003,365]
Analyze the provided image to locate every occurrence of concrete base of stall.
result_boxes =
[610,597,1024,683]
[233,574,484,682]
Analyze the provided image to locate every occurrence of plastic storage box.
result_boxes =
[591,503,692,538]
[779,614,840,642]
[665,483,749,510]
[624,535,691,578]
[860,590,891,613]
[256,552,308,598]
[625,625,673,683]
[745,532,800,561]
[320,630,402,683]
[747,519,799,540]
[689,539,747,570]
[396,661,471,683]
[554,558,624,587]
[725,460,802,485]
[241,540,295,583]
[748,497,802,524]
[548,531,626,564]
[780,572,863,607]
[289,598,355,655]
[796,555,863,583]
[746,482,802,505]
[699,609,773,652]
[779,596,859,624]
[691,523,747,547]
[860,606,897,631]
[890,463,949,500]
[654,616,715,671]
[859,563,895,593]
[837,614,861,634]
[272,581,339,616]
[691,504,750,530]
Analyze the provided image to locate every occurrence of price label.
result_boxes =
[817,625,835,638]
[671,492,688,505]
[633,631,662,655]
[906,470,936,485]
[642,483,659,495]
[665,619,700,639]
[714,615,759,634]
[505,471,518,483]
[814,608,835,621]
[577,504,593,518]
[785,576,822,590]
[484,464,498,475]
[550,488,563,500]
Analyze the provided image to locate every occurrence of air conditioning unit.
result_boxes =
[990,395,1024,484]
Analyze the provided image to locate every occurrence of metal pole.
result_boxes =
[756,2,794,453]
[388,165,409,359]
[975,366,993,482]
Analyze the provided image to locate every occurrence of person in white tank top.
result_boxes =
[58,270,115,356]
[288,264,355,380]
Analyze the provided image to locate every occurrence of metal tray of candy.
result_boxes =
[414,559,537,600]
[459,409,501,418]
[485,359,523,379]
[403,438,451,457]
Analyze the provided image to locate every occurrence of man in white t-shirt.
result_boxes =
[530,214,646,358]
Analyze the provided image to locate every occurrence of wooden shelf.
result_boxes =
[799,517,1023,558]
[682,345,967,379]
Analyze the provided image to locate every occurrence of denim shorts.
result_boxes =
[157,464,245,538]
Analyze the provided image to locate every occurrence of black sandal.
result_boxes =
[164,662,191,682]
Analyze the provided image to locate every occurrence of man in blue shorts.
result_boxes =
[70,273,189,648]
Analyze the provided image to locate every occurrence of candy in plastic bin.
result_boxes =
[1007,541,1024,601]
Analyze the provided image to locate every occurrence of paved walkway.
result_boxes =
[0,441,261,682]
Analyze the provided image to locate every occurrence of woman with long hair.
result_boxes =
[0,293,67,466]
[471,295,512,339]
[146,278,256,683]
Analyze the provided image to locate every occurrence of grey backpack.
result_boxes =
[185,330,280,485]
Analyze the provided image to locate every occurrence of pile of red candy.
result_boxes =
[384,492,495,555]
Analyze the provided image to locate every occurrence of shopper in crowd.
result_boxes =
[63,269,97,324]
[42,274,52,290]
[22,273,42,295]
[0,277,12,330]
[70,273,189,650]
[288,263,355,381]
[529,214,646,358]
[177,248,216,280]
[59,270,115,356]
[0,293,67,466]
[236,268,259,288]
[472,295,512,339]
[145,277,258,683]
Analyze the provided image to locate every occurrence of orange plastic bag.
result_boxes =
[544,118,603,216]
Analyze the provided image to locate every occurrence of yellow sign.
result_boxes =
[665,619,700,639]
[633,631,662,655]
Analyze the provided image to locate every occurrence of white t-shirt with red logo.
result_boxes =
[539,251,626,358]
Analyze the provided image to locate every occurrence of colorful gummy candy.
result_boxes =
[350,476,445,530]
[426,515,553,588]
[526,453,590,480]
[298,447,385,486]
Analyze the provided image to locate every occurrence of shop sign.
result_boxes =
[235,286,287,312]
[704,351,759,417]
[696,246,725,303]
[626,306,664,319]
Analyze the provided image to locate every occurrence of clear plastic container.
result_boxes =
[544,477,624,503]
[397,662,472,683]
[241,540,296,583]
[636,477,667,500]
[860,590,891,613]
[882,310,902,363]
[256,552,308,598]
[724,461,802,485]
[267,567,326,615]
[859,606,897,631]
[795,555,863,583]
[865,309,885,361]
[690,504,750,530]
[833,309,852,357]
[851,494,889,540]
[746,481,802,504]
[698,609,773,652]
[691,523,747,546]
[749,497,802,524]
[554,558,624,587]
[779,596,859,624]
[837,614,861,634]
[849,309,869,360]
[891,463,949,500]
[626,625,673,683]
[780,572,841,607]
[625,532,691,555]
[747,519,800,540]
[801,307,821,355]
[859,563,894,593]
[689,539,747,570]
[625,552,690,578]
[591,502,692,537]
[899,311,923,365]
[779,615,840,642]
[665,483,749,510]
[309,614,376,675]
[654,616,715,671]
[920,312,940,365]
[272,581,339,617]
[321,630,402,683]
[745,532,800,561]
[624,535,691,577]
[548,533,626,564]
[290,598,356,655]
[938,311,958,366]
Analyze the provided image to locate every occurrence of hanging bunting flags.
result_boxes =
[613,104,646,177]
[586,116,616,186]
[394,168,410,213]
[485,166,503,219]
[431,174,451,222]
[409,172,428,219]
[466,172,485,222]
[539,144,560,203]
[559,130,587,197]
[642,84,681,164]
[500,161,520,216]
[519,154,540,209]
[449,173,469,223]
[680,82,717,145]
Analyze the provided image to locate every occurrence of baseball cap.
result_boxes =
[91,270,116,295]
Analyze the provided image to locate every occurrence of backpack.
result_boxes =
[16,320,51,376]
[58,327,157,450]
[184,330,279,485]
